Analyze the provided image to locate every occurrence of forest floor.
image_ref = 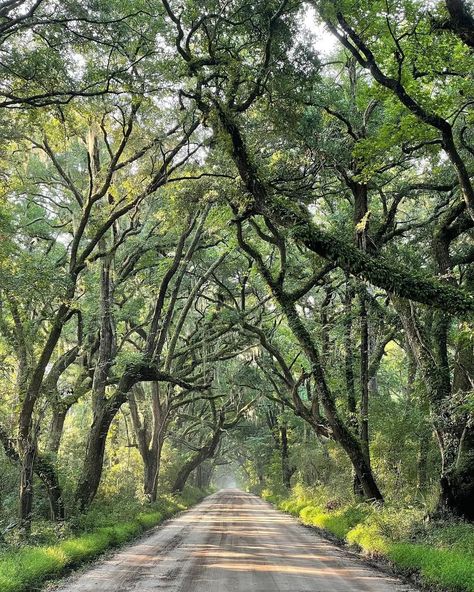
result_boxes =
[51,489,415,592]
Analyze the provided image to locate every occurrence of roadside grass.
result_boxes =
[264,486,474,592]
[0,487,205,592]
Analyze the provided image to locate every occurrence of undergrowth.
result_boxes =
[263,485,474,592]
[0,486,205,592]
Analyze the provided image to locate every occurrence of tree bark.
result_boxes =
[443,0,474,49]
[437,310,474,519]
[74,404,117,511]
[236,224,383,501]
[280,425,294,489]
[18,440,35,531]
[397,297,474,520]
[359,291,370,465]
[196,461,213,489]
[34,453,65,521]
[143,450,162,503]
[48,407,68,456]
[438,426,474,520]
[75,235,117,512]
[344,280,357,419]
[0,425,65,521]
[216,106,474,314]
[417,429,430,494]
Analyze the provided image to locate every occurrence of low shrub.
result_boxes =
[346,522,388,555]
[299,503,369,540]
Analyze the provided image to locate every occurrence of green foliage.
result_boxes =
[0,490,203,592]
[272,488,474,592]
[388,544,474,592]
[300,503,369,539]
[346,522,388,555]
[0,4,473,592]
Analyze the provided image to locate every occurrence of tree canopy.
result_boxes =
[0,0,473,549]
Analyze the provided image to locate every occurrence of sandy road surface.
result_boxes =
[54,489,416,592]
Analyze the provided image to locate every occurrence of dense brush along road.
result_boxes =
[54,489,415,592]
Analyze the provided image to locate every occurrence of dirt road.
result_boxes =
[54,489,415,592]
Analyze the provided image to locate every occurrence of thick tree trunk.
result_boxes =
[128,383,168,503]
[196,462,213,489]
[397,296,474,520]
[34,454,65,521]
[143,448,162,503]
[437,425,474,520]
[335,426,382,501]
[172,456,202,494]
[195,464,204,489]
[0,425,65,522]
[75,405,117,511]
[436,314,474,519]
[444,0,474,49]
[75,238,119,512]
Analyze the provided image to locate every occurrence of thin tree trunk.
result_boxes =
[282,297,383,501]
[344,280,357,418]
[359,291,370,464]
[48,407,68,456]
[18,440,35,531]
[280,425,293,489]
